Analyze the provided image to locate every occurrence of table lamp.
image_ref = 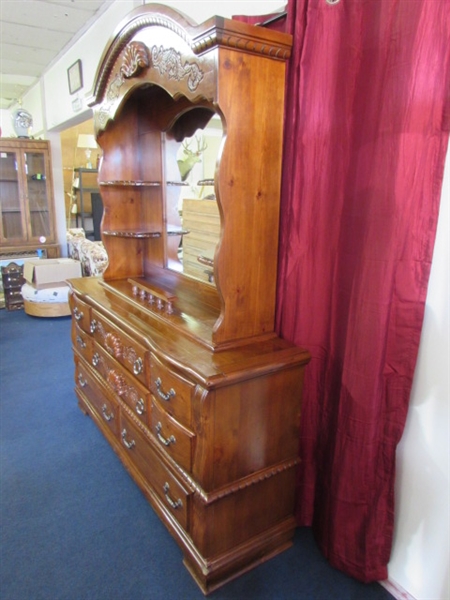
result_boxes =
[77,134,97,168]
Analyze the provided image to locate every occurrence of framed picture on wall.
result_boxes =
[68,60,83,95]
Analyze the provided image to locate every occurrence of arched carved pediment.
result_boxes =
[89,6,197,109]
[94,39,206,132]
[89,3,291,116]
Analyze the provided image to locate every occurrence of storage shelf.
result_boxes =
[103,230,162,239]
[99,180,161,187]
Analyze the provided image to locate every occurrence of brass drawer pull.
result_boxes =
[135,398,145,415]
[76,335,86,349]
[73,306,83,321]
[78,373,87,388]
[155,377,175,401]
[92,352,100,367]
[90,319,97,333]
[121,429,135,449]
[102,404,114,422]
[156,422,176,447]
[133,357,143,375]
[163,482,182,509]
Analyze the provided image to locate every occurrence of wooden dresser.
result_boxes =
[68,5,310,594]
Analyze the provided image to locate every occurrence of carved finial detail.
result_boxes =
[121,41,149,78]
[151,45,204,92]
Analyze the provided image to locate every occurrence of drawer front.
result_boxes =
[91,344,150,427]
[72,322,93,363]
[5,290,23,301]
[120,412,191,531]
[2,274,25,289]
[151,398,195,473]
[75,356,119,437]
[70,293,92,334]
[91,310,150,387]
[150,354,194,426]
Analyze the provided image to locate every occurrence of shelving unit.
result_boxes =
[73,168,99,239]
[0,138,59,259]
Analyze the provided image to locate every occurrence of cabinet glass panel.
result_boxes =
[0,150,23,240]
[25,151,51,239]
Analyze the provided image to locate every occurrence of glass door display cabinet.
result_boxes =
[0,139,59,258]
[68,4,310,594]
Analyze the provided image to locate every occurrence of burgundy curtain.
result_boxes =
[275,0,450,583]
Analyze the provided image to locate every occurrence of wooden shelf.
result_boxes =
[103,230,162,239]
[99,180,161,187]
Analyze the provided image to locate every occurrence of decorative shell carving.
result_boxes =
[120,41,149,78]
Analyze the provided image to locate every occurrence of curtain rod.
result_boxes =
[256,12,288,28]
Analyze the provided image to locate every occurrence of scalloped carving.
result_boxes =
[151,45,204,92]
[121,41,149,78]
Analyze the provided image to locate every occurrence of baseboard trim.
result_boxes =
[379,578,417,600]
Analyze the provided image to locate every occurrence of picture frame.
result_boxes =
[67,60,83,95]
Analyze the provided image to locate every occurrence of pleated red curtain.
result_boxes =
[275,0,450,582]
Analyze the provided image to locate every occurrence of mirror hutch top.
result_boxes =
[88,3,293,352]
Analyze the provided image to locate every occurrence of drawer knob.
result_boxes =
[133,357,143,375]
[101,404,114,422]
[135,398,145,415]
[121,429,135,449]
[155,377,175,401]
[156,422,176,447]
[163,482,182,509]
[92,352,100,367]
[73,306,84,321]
[76,335,86,349]
[90,319,97,333]
[78,373,87,388]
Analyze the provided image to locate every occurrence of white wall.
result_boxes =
[389,147,450,600]
[1,2,448,598]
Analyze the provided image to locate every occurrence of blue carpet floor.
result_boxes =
[0,309,395,599]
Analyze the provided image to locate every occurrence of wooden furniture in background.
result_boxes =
[73,167,100,239]
[182,198,220,283]
[0,139,59,259]
[1,263,25,311]
[68,5,310,594]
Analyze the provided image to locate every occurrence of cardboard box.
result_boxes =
[24,258,82,289]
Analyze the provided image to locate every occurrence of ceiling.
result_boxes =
[0,0,111,109]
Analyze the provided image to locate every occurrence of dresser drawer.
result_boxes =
[120,412,191,531]
[75,356,120,437]
[151,398,195,473]
[91,344,150,427]
[72,322,93,363]
[3,278,24,290]
[150,355,194,426]
[70,293,92,334]
[90,310,150,388]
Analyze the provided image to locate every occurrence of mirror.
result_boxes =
[165,113,223,284]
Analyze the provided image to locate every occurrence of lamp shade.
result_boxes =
[77,134,97,149]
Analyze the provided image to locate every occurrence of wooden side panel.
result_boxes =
[213,49,288,347]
